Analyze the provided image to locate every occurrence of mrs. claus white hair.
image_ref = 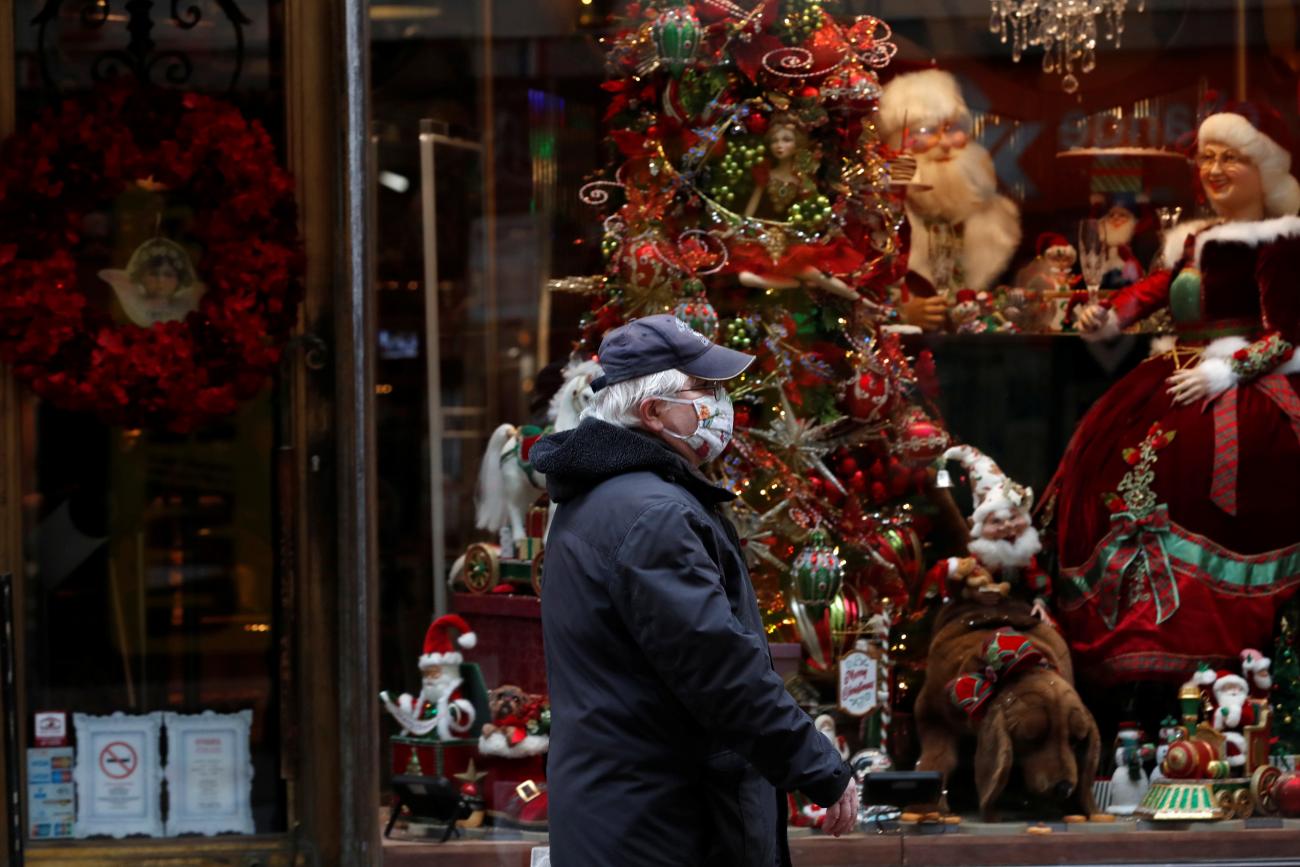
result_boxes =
[1199,112,1300,218]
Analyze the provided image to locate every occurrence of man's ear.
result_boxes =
[636,397,665,433]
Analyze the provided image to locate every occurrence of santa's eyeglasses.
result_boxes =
[902,118,973,154]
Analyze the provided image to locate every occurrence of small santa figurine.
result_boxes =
[1021,233,1081,293]
[1240,648,1273,701]
[379,614,478,740]
[878,69,1021,331]
[1096,198,1147,289]
[1211,670,1257,770]
[926,444,1051,621]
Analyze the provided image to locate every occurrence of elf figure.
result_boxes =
[380,615,478,740]
[925,445,1051,621]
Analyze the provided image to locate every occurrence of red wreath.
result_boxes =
[0,85,303,431]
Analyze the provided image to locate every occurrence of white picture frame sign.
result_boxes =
[72,712,164,838]
[837,651,879,717]
[162,710,254,836]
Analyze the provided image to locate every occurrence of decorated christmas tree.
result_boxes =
[553,0,951,671]
[1272,602,1300,756]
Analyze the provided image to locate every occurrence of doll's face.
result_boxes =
[140,263,180,299]
[768,126,799,161]
[1198,141,1264,218]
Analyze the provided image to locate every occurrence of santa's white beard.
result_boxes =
[1218,695,1245,728]
[968,525,1042,571]
[420,674,459,706]
[907,143,997,225]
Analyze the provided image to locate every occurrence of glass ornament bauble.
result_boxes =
[674,294,720,340]
[844,367,895,423]
[653,6,702,79]
[893,407,950,467]
[792,528,845,607]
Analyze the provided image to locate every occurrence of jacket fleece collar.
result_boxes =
[530,418,736,505]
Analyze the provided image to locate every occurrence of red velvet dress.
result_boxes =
[1044,216,1300,683]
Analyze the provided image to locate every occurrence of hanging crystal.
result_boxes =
[989,0,1144,92]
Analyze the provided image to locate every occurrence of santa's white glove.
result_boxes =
[1167,358,1234,406]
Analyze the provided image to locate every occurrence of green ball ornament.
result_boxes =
[792,529,845,608]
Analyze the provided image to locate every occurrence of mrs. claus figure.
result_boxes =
[879,69,1021,331]
[1045,105,1300,684]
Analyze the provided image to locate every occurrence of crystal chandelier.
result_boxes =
[989,0,1144,93]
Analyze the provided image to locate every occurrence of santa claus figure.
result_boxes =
[379,614,478,740]
[879,69,1021,331]
[1212,670,1256,770]
[1097,201,1146,288]
[1021,233,1080,292]
[926,444,1051,621]
[1240,648,1273,700]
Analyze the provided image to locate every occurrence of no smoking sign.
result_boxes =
[98,741,138,780]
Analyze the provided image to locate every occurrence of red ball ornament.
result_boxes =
[747,113,770,135]
[894,409,951,467]
[869,481,888,504]
[1275,772,1300,816]
[839,457,858,475]
[799,86,820,101]
[869,460,886,480]
[845,369,895,423]
[849,470,866,493]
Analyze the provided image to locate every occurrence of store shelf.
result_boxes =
[382,824,1300,866]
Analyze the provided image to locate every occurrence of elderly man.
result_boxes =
[532,314,857,866]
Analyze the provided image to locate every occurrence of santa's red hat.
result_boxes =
[1037,233,1071,257]
[1198,107,1300,217]
[419,614,477,668]
[954,289,977,304]
[1212,670,1248,696]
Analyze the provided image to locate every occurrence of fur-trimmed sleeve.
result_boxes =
[1256,233,1300,345]
[1105,269,1173,329]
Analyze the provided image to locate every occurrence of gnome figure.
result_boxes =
[380,614,478,740]
[878,69,1021,331]
[926,445,1051,620]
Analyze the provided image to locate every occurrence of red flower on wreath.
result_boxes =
[0,84,303,431]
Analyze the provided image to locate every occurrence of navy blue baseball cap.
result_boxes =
[591,314,755,390]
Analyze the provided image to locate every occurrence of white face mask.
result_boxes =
[654,387,735,462]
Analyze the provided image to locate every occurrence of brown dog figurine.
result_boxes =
[914,600,1100,820]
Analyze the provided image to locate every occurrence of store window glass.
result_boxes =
[372,0,1300,855]
[11,1,289,841]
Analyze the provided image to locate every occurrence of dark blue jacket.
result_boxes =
[532,419,852,867]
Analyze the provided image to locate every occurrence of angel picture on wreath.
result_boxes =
[99,236,206,327]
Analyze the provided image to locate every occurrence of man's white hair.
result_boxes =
[582,368,692,428]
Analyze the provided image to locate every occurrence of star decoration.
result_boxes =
[727,498,793,572]
[453,760,488,786]
[749,389,848,494]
